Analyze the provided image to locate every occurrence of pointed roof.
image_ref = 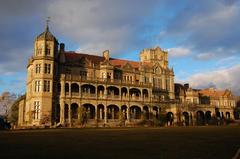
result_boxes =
[36,24,57,41]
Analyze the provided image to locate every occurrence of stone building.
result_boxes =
[18,24,236,127]
[175,84,236,126]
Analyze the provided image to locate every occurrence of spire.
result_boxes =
[36,17,57,42]
[45,17,50,32]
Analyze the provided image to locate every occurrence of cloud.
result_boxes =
[169,47,191,58]
[186,64,240,95]
[47,0,167,56]
[159,0,240,60]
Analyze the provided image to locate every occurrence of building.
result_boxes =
[18,24,236,127]
[175,84,236,125]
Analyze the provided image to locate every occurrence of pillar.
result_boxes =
[127,106,130,121]
[68,105,71,127]
[104,88,107,99]
[79,83,81,97]
[69,83,72,97]
[95,106,97,120]
[60,100,65,124]
[104,105,107,124]
[100,108,103,120]
[60,80,65,97]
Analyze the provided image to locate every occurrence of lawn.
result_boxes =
[0,126,240,159]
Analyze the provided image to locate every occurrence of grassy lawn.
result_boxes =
[0,126,240,159]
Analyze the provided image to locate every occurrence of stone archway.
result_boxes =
[130,106,142,119]
[71,103,78,120]
[196,111,205,126]
[182,112,189,126]
[205,111,212,125]
[97,85,105,98]
[143,106,149,120]
[71,83,79,96]
[107,105,120,120]
[82,104,95,119]
[152,106,159,119]
[166,112,174,126]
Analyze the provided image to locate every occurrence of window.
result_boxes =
[44,64,51,74]
[80,71,87,79]
[37,48,42,55]
[43,80,50,92]
[46,45,51,56]
[33,101,40,120]
[35,80,41,92]
[35,64,41,73]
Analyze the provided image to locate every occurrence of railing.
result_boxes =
[62,92,178,103]
[64,74,152,87]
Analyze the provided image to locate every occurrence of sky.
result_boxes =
[0,0,240,95]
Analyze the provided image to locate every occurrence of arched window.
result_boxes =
[46,45,51,56]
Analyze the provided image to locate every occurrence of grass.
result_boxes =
[0,126,240,159]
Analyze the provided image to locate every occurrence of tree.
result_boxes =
[0,92,17,118]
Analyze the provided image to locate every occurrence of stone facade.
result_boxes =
[18,25,236,127]
[175,84,236,126]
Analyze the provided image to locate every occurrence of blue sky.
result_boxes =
[0,0,240,95]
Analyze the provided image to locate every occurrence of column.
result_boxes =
[79,83,81,97]
[119,87,122,100]
[60,80,65,97]
[68,105,71,127]
[104,88,107,99]
[95,106,98,120]
[69,82,72,97]
[127,106,130,122]
[100,108,103,120]
[60,100,65,124]
[104,105,107,124]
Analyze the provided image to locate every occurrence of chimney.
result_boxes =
[60,43,65,53]
[103,50,109,61]
[184,83,189,90]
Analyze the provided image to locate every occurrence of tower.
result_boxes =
[25,22,58,126]
[139,46,174,100]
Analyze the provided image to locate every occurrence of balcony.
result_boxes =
[64,74,152,88]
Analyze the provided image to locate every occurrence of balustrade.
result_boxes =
[63,74,152,87]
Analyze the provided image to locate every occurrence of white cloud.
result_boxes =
[159,1,240,61]
[186,64,240,95]
[195,52,215,60]
[169,47,191,58]
[47,0,161,56]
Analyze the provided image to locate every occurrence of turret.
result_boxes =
[25,21,58,126]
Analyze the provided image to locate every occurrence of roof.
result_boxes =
[65,52,105,64]
[64,51,152,69]
[36,26,57,41]
[199,88,230,97]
